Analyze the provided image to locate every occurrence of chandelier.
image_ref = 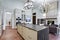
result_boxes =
[24,0,33,10]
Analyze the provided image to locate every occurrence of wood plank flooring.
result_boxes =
[0,26,23,40]
[0,26,60,40]
[49,34,58,40]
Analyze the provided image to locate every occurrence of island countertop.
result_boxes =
[17,24,47,31]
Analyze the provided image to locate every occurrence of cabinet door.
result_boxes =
[23,28,37,40]
[20,26,23,35]
[17,25,24,37]
[17,25,20,33]
[19,26,21,34]
[27,29,37,40]
[17,26,37,40]
[23,27,29,40]
[22,27,26,39]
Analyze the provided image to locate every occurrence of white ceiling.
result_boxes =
[0,0,58,11]
[0,0,24,9]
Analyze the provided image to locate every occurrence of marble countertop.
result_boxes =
[18,24,47,31]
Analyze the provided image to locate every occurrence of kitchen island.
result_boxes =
[17,24,49,40]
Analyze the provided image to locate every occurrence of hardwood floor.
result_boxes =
[0,26,23,40]
[49,34,57,40]
[0,26,60,40]
[49,34,60,40]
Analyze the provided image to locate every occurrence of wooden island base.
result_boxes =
[17,24,49,40]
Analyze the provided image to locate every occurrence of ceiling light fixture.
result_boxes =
[24,0,33,10]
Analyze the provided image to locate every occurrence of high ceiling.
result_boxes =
[0,0,58,11]
[0,0,24,9]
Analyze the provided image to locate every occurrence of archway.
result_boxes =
[6,12,12,26]
[3,12,12,29]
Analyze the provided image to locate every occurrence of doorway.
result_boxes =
[5,12,12,27]
[32,13,36,24]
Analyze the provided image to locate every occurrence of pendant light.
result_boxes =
[24,0,33,10]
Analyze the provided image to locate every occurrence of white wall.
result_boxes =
[33,8,46,19]
[11,13,15,29]
[57,0,60,25]
[3,11,6,30]
[0,10,2,25]
[15,9,21,18]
